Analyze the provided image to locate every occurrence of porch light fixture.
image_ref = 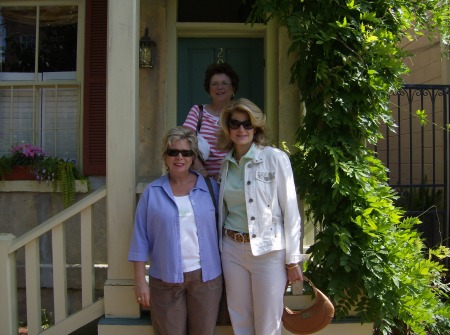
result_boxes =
[139,28,156,68]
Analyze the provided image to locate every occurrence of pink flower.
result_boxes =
[10,144,45,158]
[9,143,45,166]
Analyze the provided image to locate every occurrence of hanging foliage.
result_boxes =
[250,1,450,334]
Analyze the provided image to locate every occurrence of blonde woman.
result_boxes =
[128,126,222,335]
[217,98,304,335]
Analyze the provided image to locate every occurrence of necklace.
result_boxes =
[210,104,220,117]
[233,151,241,162]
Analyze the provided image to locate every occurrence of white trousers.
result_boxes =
[221,236,287,335]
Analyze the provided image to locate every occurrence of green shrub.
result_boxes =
[250,1,450,334]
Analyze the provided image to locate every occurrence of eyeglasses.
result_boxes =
[166,149,194,157]
[228,119,254,130]
[210,81,231,88]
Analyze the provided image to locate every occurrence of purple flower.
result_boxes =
[9,143,45,166]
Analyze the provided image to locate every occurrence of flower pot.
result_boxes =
[4,166,36,180]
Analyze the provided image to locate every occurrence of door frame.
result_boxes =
[166,0,278,132]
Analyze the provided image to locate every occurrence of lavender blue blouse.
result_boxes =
[128,173,222,283]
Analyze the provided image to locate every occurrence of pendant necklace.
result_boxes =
[211,104,220,117]
[212,104,221,125]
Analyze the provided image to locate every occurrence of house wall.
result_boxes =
[403,36,449,84]
[0,0,171,324]
[139,0,168,181]
[1,0,307,324]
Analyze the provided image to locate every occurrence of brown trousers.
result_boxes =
[148,269,223,335]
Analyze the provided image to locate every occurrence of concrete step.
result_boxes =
[99,294,373,335]
[98,314,373,335]
[98,313,234,335]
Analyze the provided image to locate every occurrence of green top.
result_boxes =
[223,144,256,233]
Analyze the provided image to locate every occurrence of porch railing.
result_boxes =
[0,186,107,335]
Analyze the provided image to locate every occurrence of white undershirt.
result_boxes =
[174,195,201,272]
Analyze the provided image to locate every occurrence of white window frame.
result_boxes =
[0,0,85,165]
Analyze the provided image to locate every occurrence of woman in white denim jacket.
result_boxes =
[217,98,305,335]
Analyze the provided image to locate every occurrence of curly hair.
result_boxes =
[203,62,240,94]
[217,98,270,151]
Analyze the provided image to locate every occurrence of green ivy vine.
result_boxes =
[55,160,76,208]
[34,157,83,207]
[250,1,450,334]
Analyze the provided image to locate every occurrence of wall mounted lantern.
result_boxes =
[139,28,156,68]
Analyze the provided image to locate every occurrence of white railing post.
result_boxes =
[0,233,18,335]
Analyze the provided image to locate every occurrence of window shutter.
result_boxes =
[83,0,107,175]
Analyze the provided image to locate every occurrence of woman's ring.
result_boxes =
[137,297,141,301]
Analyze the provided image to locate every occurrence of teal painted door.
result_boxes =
[177,38,264,124]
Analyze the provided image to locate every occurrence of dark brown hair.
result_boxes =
[203,63,240,94]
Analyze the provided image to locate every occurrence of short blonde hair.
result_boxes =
[161,126,199,163]
[217,98,269,151]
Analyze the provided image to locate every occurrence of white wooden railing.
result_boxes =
[0,187,107,335]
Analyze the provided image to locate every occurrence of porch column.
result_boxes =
[104,0,140,318]
[0,234,17,335]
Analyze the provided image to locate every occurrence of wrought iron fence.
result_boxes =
[376,84,449,253]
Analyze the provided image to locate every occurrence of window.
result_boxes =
[177,0,255,23]
[0,4,80,162]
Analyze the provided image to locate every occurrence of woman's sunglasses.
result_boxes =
[228,119,254,130]
[166,149,194,157]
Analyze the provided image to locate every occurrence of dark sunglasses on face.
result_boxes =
[166,149,194,157]
[228,119,254,130]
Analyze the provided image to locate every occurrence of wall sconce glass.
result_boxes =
[139,28,156,68]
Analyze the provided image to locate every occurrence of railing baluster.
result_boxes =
[81,206,95,307]
[26,239,41,335]
[52,224,68,323]
[0,234,18,335]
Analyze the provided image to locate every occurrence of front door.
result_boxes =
[177,37,264,124]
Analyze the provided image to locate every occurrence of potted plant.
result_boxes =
[0,143,87,207]
[0,143,45,180]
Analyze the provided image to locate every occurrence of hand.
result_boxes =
[286,263,303,283]
[135,279,150,307]
[133,262,150,306]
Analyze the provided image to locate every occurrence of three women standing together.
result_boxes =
[128,63,304,335]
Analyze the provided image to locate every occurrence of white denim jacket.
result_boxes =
[218,144,305,264]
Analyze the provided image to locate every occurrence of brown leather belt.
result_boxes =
[224,228,250,243]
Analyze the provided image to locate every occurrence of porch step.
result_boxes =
[97,313,233,335]
[282,318,373,335]
[98,295,373,335]
[98,313,373,335]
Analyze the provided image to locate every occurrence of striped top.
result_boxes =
[183,104,228,176]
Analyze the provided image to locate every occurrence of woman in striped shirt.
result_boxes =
[183,62,239,179]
